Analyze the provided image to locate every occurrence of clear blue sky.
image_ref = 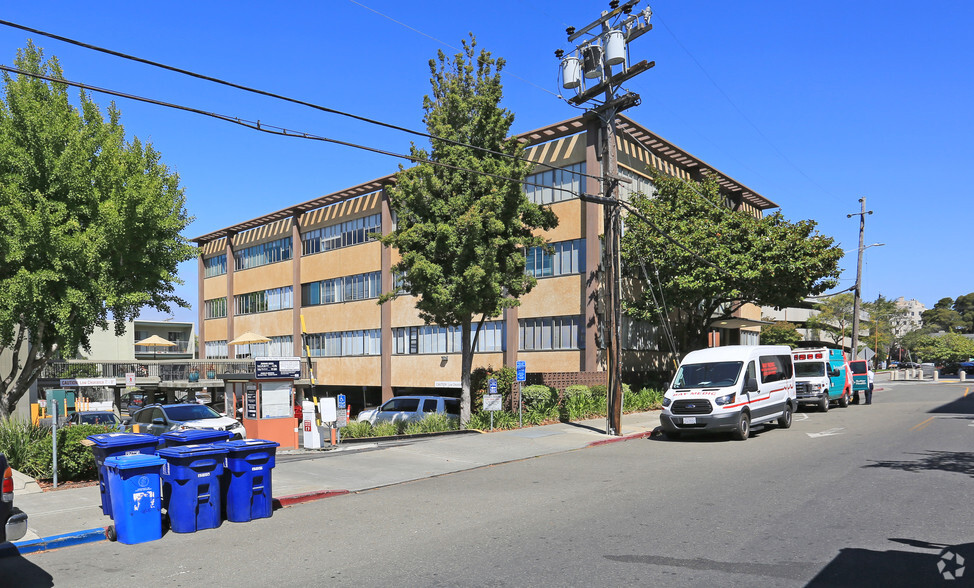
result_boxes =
[2,1,970,325]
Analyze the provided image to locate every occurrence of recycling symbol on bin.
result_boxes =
[138,475,150,488]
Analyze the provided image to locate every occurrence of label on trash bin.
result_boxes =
[251,466,263,471]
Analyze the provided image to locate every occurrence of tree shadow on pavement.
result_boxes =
[863,450,974,478]
[0,550,55,587]
[927,394,974,415]
[807,540,973,587]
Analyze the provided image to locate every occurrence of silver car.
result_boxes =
[357,396,460,426]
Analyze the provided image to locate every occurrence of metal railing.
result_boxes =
[40,359,310,381]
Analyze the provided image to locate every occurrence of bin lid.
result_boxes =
[160,429,233,443]
[157,444,229,459]
[104,454,165,469]
[87,432,159,449]
[215,439,280,452]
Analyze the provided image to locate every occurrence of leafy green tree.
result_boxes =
[806,293,855,347]
[379,37,556,424]
[952,293,974,333]
[920,297,963,334]
[759,320,802,348]
[863,295,907,366]
[0,43,194,417]
[902,332,974,364]
[620,172,842,353]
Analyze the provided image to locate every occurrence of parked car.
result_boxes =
[1,453,28,543]
[130,404,246,439]
[66,411,123,430]
[119,391,155,416]
[357,396,460,426]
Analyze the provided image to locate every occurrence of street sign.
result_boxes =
[483,395,502,411]
[125,372,136,386]
[488,378,498,395]
[516,361,526,382]
[337,394,346,410]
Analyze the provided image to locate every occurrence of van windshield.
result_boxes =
[673,361,743,388]
[795,362,826,377]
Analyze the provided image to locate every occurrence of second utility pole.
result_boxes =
[848,197,871,360]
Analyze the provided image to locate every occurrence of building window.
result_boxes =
[234,286,293,315]
[524,162,585,205]
[301,272,381,306]
[301,213,382,256]
[519,316,584,351]
[205,340,228,359]
[393,322,505,355]
[203,254,227,278]
[234,237,292,271]
[204,297,227,319]
[621,318,658,351]
[236,335,293,358]
[525,239,585,278]
[306,329,381,357]
[616,167,656,201]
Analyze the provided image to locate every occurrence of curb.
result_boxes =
[2,527,107,557]
[273,489,350,508]
[586,429,655,447]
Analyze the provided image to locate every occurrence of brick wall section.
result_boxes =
[526,371,607,393]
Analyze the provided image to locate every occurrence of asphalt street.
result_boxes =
[3,380,972,587]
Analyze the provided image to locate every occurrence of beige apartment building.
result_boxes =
[193,114,776,408]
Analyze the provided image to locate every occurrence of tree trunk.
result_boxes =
[460,321,473,426]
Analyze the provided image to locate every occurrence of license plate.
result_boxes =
[683,417,697,425]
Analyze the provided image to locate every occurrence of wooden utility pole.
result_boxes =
[848,197,871,361]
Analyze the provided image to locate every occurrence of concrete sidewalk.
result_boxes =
[6,411,660,553]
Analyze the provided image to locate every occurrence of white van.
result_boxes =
[659,345,796,440]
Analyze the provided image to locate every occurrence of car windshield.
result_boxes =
[164,405,221,421]
[849,362,868,374]
[80,413,120,425]
[673,361,743,388]
[795,362,826,377]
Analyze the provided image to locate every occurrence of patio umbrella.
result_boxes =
[228,331,271,358]
[134,334,176,360]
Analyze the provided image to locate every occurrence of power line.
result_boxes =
[0,18,593,183]
[0,64,578,200]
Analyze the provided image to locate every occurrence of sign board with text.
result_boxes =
[516,361,526,382]
[255,356,302,379]
[483,394,502,412]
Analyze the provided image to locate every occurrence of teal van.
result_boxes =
[792,348,850,411]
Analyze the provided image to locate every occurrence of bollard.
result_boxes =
[933,369,939,382]
[891,370,897,381]
[961,370,967,382]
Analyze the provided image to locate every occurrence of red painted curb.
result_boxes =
[586,430,654,448]
[274,489,350,508]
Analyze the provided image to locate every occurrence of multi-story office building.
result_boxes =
[193,115,777,408]
[891,297,926,338]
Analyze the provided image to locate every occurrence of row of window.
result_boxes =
[234,238,293,272]
[524,162,585,205]
[204,336,294,359]
[302,214,382,256]
[301,272,381,306]
[306,329,382,357]
[235,286,294,315]
[392,322,506,355]
[519,316,585,351]
[204,254,227,278]
[204,297,227,320]
[526,239,585,278]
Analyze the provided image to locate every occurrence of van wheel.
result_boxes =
[777,404,793,429]
[820,393,830,412]
[732,412,750,441]
[838,392,849,408]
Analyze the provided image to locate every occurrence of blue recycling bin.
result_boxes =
[87,433,160,518]
[216,439,280,522]
[156,444,228,533]
[160,429,232,449]
[104,454,165,545]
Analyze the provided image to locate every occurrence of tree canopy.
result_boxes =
[379,36,557,423]
[921,295,974,334]
[806,293,855,347]
[0,43,195,416]
[759,320,802,348]
[620,172,842,353]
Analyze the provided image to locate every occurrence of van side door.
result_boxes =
[757,354,792,418]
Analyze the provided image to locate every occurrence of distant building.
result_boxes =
[891,297,926,337]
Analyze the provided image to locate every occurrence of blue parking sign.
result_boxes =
[337,394,346,409]
[489,378,498,395]
[516,361,526,382]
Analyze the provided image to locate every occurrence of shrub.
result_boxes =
[0,417,49,471]
[624,387,665,412]
[471,366,517,412]
[25,424,113,481]
[523,400,559,425]
[371,421,398,437]
[342,420,372,439]
[520,384,556,407]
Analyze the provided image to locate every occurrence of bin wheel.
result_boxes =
[106,525,117,542]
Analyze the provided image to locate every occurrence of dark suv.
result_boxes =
[2,453,28,543]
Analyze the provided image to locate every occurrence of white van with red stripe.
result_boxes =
[659,345,797,441]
